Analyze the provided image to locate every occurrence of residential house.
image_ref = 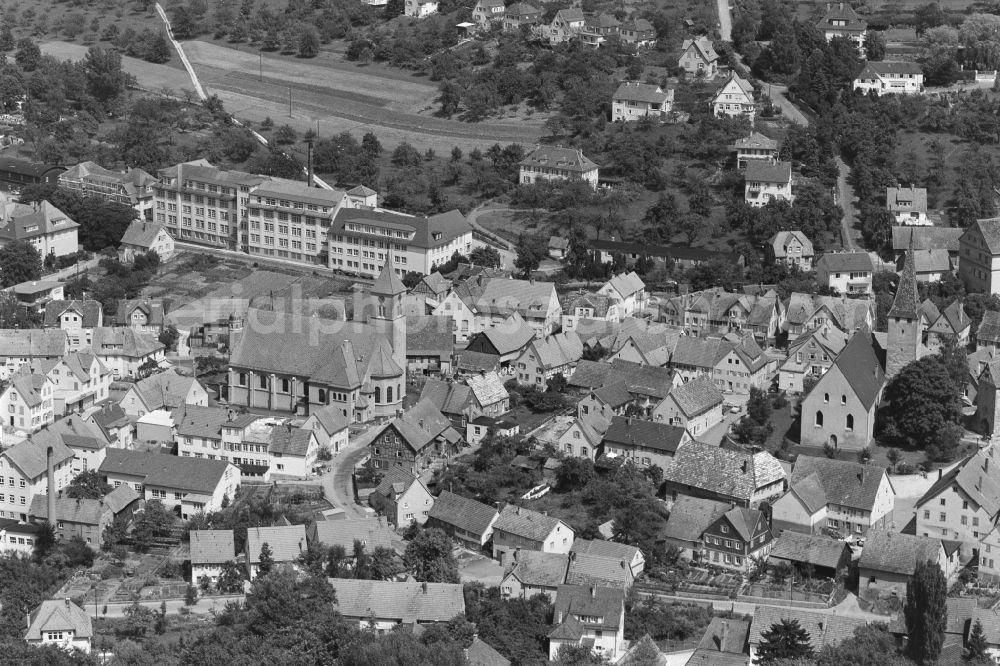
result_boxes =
[651,375,723,436]
[89,327,165,378]
[0,329,67,381]
[565,549,634,591]
[662,495,734,560]
[0,199,80,258]
[0,434,74,521]
[854,61,923,95]
[925,299,971,353]
[815,252,875,295]
[914,447,1000,556]
[573,359,681,415]
[768,531,852,579]
[748,607,868,662]
[560,294,623,331]
[607,326,682,368]
[8,280,66,314]
[858,528,955,596]
[0,371,54,432]
[463,314,537,366]
[24,598,92,654]
[712,334,771,394]
[712,73,756,120]
[330,579,465,631]
[88,403,133,449]
[118,220,175,262]
[0,519,40,555]
[245,524,307,580]
[301,404,349,454]
[893,225,962,267]
[980,310,1000,352]
[678,37,719,77]
[406,314,454,374]
[308,517,395,555]
[403,0,437,17]
[114,299,167,336]
[466,415,519,444]
[548,584,625,661]
[419,373,509,430]
[434,275,562,341]
[701,506,773,573]
[492,504,575,565]
[907,248,952,283]
[591,239,740,272]
[136,369,208,411]
[732,133,779,174]
[519,146,598,189]
[472,0,505,28]
[612,82,674,122]
[0,158,65,195]
[42,300,102,350]
[888,597,1000,665]
[960,216,1000,295]
[30,351,112,417]
[557,412,609,460]
[767,230,813,271]
[579,14,620,48]
[99,449,239,519]
[661,288,782,342]
[572,539,644,577]
[548,235,569,259]
[781,293,874,341]
[772,455,895,537]
[60,161,155,219]
[515,331,583,389]
[688,618,751,666]
[977,522,1000,583]
[500,551,569,600]
[189,529,236,586]
[661,442,787,507]
[618,17,656,47]
[28,494,113,550]
[409,272,452,304]
[886,186,929,226]
[665,336,729,382]
[368,465,435,528]
[368,399,462,474]
[546,7,585,44]
[778,325,848,393]
[598,272,647,317]
[503,2,541,31]
[426,490,499,547]
[43,414,111,476]
[745,161,793,209]
[816,1,867,51]
[600,415,691,471]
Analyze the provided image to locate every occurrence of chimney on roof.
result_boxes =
[741,460,748,473]
[986,457,990,474]
[939,468,943,480]
[65,598,70,608]
[516,506,521,515]
[838,1,843,8]
[590,586,597,598]
[719,621,728,650]
[421,582,428,593]
[46,446,55,528]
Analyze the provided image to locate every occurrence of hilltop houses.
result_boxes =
[519,146,599,189]
[854,61,924,95]
[887,186,930,226]
[744,161,793,207]
[611,82,674,122]
[712,73,755,120]
[817,1,867,51]
[732,132,779,169]
[678,37,719,77]
[768,231,814,271]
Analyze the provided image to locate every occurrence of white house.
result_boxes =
[90,327,165,379]
[0,329,67,381]
[0,435,75,521]
[330,579,465,631]
[24,598,92,654]
[404,0,437,17]
[492,504,575,566]
[745,160,793,207]
[190,529,236,586]
[712,73,755,120]
[301,404,350,454]
[815,252,875,295]
[611,82,674,122]
[0,199,80,258]
[118,220,175,263]
[519,146,599,189]
[887,186,929,226]
[548,584,625,662]
[0,371,53,432]
[597,272,647,317]
[472,0,505,27]
[33,351,112,416]
[768,230,813,271]
[816,1,867,51]
[42,300,103,351]
[245,524,307,580]
[854,61,924,95]
[678,37,719,76]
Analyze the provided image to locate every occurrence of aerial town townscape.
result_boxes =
[7,0,1000,665]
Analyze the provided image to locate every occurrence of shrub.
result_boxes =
[101,564,124,580]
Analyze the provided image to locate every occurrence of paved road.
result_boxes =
[321,429,378,517]
[835,157,859,251]
[765,84,809,126]
[715,0,732,41]
[466,204,518,270]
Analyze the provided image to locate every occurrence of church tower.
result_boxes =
[369,252,408,372]
[886,241,922,378]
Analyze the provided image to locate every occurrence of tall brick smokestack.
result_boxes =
[46,446,55,526]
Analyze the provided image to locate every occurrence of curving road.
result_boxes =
[715,0,732,41]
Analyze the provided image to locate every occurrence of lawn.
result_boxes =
[39,40,195,95]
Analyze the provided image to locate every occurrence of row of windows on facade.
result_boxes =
[814,411,854,430]
[923,509,980,527]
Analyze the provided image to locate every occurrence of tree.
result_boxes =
[362,132,382,158]
[556,458,595,491]
[66,470,112,499]
[391,141,422,167]
[553,643,605,664]
[756,619,814,663]
[84,46,130,111]
[217,560,245,593]
[33,522,57,561]
[514,235,543,278]
[102,515,128,552]
[881,355,963,454]
[144,32,171,63]
[14,38,41,71]
[298,25,320,58]
[469,245,501,268]
[403,528,459,583]
[0,240,42,287]
[865,31,887,61]
[967,618,989,662]
[158,325,180,352]
[132,500,174,553]
[185,584,198,606]
[257,542,274,576]
[905,560,947,665]
[272,124,297,145]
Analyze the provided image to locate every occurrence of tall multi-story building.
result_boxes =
[245,179,344,265]
[328,208,473,278]
[59,162,157,220]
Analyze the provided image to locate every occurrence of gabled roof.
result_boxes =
[0,200,79,242]
[670,336,730,370]
[886,186,927,214]
[520,146,596,173]
[748,606,867,651]
[382,399,454,454]
[103,484,140,514]
[916,447,1000,518]
[3,435,74,479]
[790,456,889,511]
[909,248,951,275]
[506,2,539,17]
[681,37,719,64]
[5,371,47,408]
[662,443,786,502]
[553,7,585,22]
[605,272,645,299]
[136,369,202,410]
[613,82,673,105]
[29,494,110,526]
[663,495,733,543]
[311,517,394,551]
[466,637,511,666]
[120,220,168,249]
[373,465,422,500]
[190,530,235,565]
[745,160,791,184]
[933,300,971,335]
[308,404,349,435]
[0,329,67,358]
[571,538,642,563]
[716,506,765,542]
[25,600,92,641]
[566,551,633,589]
[420,378,473,416]
[783,293,873,332]
[893,226,962,252]
[332,579,466,623]
[100,449,234,495]
[406,315,454,357]
[528,331,583,370]
[665,375,723,417]
[114,298,166,327]
[91,327,164,360]
[551,584,624,631]
[467,370,509,407]
[769,531,850,570]
[246,525,307,564]
[43,299,102,328]
[505,551,568,588]
[268,425,314,458]
[889,245,919,319]
[734,132,779,152]
[769,230,812,258]
[494,504,571,542]
[858,528,943,576]
[427,490,498,537]
[816,251,874,273]
[979,310,1000,344]
[817,2,866,32]
[602,416,688,454]
[966,217,1000,254]
[696,617,751,655]
[823,329,885,410]
[474,314,536,356]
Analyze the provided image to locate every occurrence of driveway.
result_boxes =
[715,0,732,41]
[765,84,809,126]
[835,157,859,251]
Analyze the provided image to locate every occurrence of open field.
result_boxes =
[39,41,195,94]
[182,41,547,153]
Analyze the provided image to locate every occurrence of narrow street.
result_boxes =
[765,84,809,126]
[715,0,732,41]
[320,429,378,518]
[835,157,859,251]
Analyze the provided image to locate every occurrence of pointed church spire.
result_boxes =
[371,249,406,297]
[888,239,919,320]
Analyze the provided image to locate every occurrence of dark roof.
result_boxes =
[830,329,884,409]
[332,208,471,251]
[695,617,751,655]
[427,490,498,537]
[602,416,688,454]
[748,606,867,650]
[888,246,919,319]
[858,528,942,576]
[466,637,511,666]
[551,584,624,632]
[916,448,1000,518]
[120,220,167,249]
[979,311,1000,344]
[0,157,64,179]
[406,315,454,357]
[43,300,103,328]
[769,532,850,570]
[590,239,729,262]
[494,504,570,542]
[99,449,233,494]
[892,226,962,252]
[268,426,314,458]
[817,2,866,31]
[666,375,724,417]
[859,61,924,78]
[330,579,465,622]
[745,160,791,184]
[790,456,889,511]
[816,251,874,273]
[662,495,731,542]
[505,551,569,588]
[29,495,109,526]
[613,82,672,104]
[662,443,786,502]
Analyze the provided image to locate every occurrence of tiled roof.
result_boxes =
[696,617,750,655]
[858,528,942,576]
[613,81,672,106]
[43,300,102,328]
[783,293,873,332]
[25,600,92,641]
[330,578,465,622]
[719,506,763,542]
[6,371,46,408]
[681,37,719,63]
[892,226,962,252]
[246,525,307,564]
[735,132,779,151]
[380,399,454,454]
[916,447,1000,518]
[115,299,166,327]
[671,336,729,370]
[91,327,164,360]
[373,465,421,499]
[571,539,641,563]
[371,253,407,297]
[662,442,785,502]
[419,378,472,416]
[335,209,473,252]
[190,530,235,565]
[120,220,167,249]
[979,310,1000,344]
[769,531,849,570]
[505,551,568,587]
[552,584,624,631]
[427,490,498,537]
[268,426,313,458]
[816,251,874,273]
[565,552,633,589]
[886,186,928,214]
[0,329,67,358]
[602,416,688,454]
[748,606,866,650]
[666,375,723,417]
[467,371,509,407]
[137,370,201,410]
[591,382,632,408]
[554,7,585,22]
[565,293,619,318]
[529,331,583,370]
[102,484,140,514]
[466,637,510,666]
[494,504,570,542]
[4,435,74,479]
[0,200,79,242]
[476,315,536,356]
[826,329,884,410]
[605,272,645,298]
[29,495,109,526]
[790,455,889,511]
[817,2,866,31]
[969,217,1000,254]
[745,160,791,184]
[406,315,454,357]
[662,495,731,543]
[889,246,919,319]
[311,517,394,551]
[785,472,828,514]
[769,230,812,258]
[935,300,970,335]
[520,146,597,173]
[100,449,233,495]
[455,350,500,373]
[308,404,349,435]
[172,404,256,440]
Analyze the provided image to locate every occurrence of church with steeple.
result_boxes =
[225,258,407,423]
[885,241,930,378]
